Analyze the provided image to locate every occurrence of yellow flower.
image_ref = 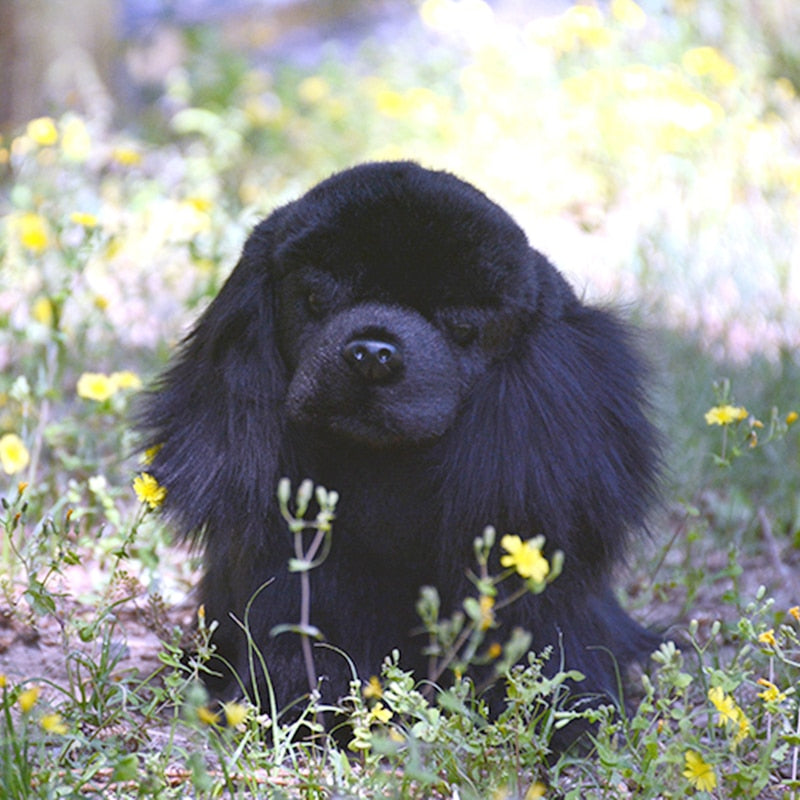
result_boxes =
[704,404,748,426]
[559,5,612,50]
[683,750,716,792]
[0,433,30,475]
[197,706,220,726]
[111,146,142,166]
[133,472,167,510]
[26,117,58,146]
[223,701,249,728]
[18,685,40,713]
[611,0,646,29]
[525,782,547,800]
[61,116,91,161]
[758,629,777,647]
[487,641,502,659]
[77,372,117,401]
[70,211,98,228]
[708,686,738,726]
[367,702,392,725]
[708,686,751,744]
[17,212,50,253]
[363,675,383,700]
[142,444,162,466]
[32,296,54,327]
[787,411,798,426]
[757,678,787,704]
[0,673,7,688]
[298,76,330,104]
[682,46,737,86]
[734,710,751,744]
[478,594,496,631]
[110,370,142,390]
[40,712,68,734]
[789,606,800,621]
[500,535,550,583]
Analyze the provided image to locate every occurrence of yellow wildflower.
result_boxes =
[683,750,716,792]
[185,196,212,214]
[142,444,162,466]
[708,686,738,727]
[758,629,777,647]
[789,606,800,621]
[61,116,91,161]
[40,712,68,734]
[197,706,220,726]
[487,641,502,659]
[787,411,798,426]
[298,76,330,104]
[222,701,249,728]
[17,212,50,253]
[367,702,392,725]
[478,594,496,630]
[500,534,549,583]
[682,46,737,86]
[757,678,787,704]
[133,472,167,510]
[734,710,751,744]
[363,675,383,699]
[70,211,98,228]
[0,674,6,688]
[704,404,748,426]
[525,782,547,800]
[77,372,117,401]
[110,370,142,390]
[611,0,646,29]
[18,685,40,713]
[0,433,30,475]
[32,297,54,327]
[708,686,751,744]
[111,146,142,166]
[26,117,58,146]
[559,5,612,50]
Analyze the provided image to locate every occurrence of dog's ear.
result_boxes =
[438,292,661,577]
[134,212,290,544]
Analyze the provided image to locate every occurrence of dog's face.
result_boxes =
[266,163,546,447]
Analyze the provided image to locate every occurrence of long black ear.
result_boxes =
[437,258,661,577]
[134,213,289,545]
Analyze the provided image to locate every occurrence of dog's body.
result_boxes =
[138,162,660,729]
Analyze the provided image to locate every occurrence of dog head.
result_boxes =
[262,161,568,446]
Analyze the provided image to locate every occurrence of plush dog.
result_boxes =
[138,161,660,734]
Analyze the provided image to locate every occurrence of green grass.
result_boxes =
[1,0,800,796]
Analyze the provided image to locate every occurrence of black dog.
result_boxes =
[137,161,660,734]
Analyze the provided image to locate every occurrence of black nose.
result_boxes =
[342,338,403,383]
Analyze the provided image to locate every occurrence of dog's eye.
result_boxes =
[449,322,477,346]
[306,291,324,317]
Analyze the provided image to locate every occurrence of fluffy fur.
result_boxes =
[137,161,660,735]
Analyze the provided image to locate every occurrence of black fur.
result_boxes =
[137,161,660,734]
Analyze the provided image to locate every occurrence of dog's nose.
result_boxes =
[342,338,403,383]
